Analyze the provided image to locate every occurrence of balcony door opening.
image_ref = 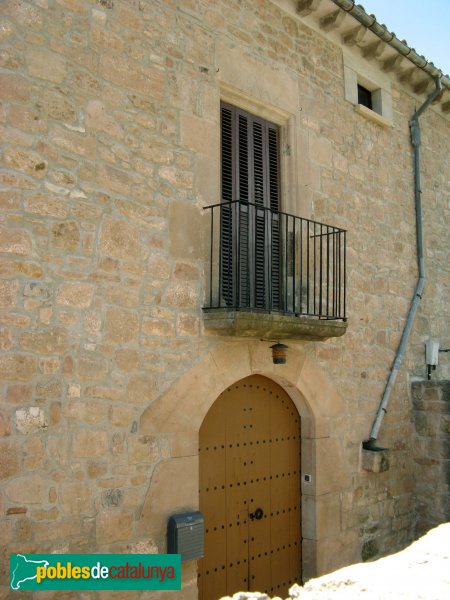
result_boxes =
[204,102,346,321]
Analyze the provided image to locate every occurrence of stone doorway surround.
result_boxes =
[139,341,354,586]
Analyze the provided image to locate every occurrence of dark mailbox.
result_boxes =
[167,511,204,562]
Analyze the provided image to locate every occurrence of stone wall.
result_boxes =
[0,1,449,599]
[412,381,450,537]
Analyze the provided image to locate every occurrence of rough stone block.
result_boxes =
[96,163,134,195]
[169,201,206,260]
[362,449,390,473]
[142,317,174,337]
[56,282,94,308]
[165,282,198,309]
[115,349,139,372]
[100,54,164,99]
[126,374,158,405]
[0,355,38,381]
[176,315,199,337]
[101,488,123,508]
[0,325,13,350]
[0,439,20,479]
[159,166,193,190]
[110,406,134,429]
[85,99,123,137]
[50,125,96,159]
[0,227,32,255]
[5,474,49,503]
[0,73,31,101]
[24,192,69,218]
[51,221,80,251]
[100,216,144,260]
[87,461,108,479]
[128,435,160,464]
[0,279,19,308]
[126,539,158,554]
[20,327,68,354]
[72,429,108,458]
[36,378,62,399]
[63,400,108,423]
[15,407,47,434]
[37,91,76,123]
[6,384,32,404]
[97,510,133,545]
[105,307,139,344]
[105,285,139,308]
[23,436,44,470]
[27,48,67,82]
[76,356,109,381]
[0,411,12,437]
[60,482,91,515]
[0,189,21,211]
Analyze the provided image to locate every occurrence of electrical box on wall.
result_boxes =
[425,339,439,366]
[425,338,440,380]
[167,511,204,562]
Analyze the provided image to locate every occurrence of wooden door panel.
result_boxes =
[199,375,301,600]
[226,520,248,594]
[271,545,292,596]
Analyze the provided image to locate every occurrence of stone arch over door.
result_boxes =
[139,341,355,583]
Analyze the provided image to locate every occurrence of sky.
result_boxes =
[359,0,450,76]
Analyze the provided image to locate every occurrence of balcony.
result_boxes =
[203,201,348,340]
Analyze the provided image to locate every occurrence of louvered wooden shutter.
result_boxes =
[220,103,280,310]
[220,105,234,306]
[268,125,280,310]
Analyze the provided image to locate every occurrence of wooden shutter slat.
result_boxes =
[268,127,279,212]
[221,105,234,306]
[268,125,280,309]
[238,115,249,202]
[253,121,265,206]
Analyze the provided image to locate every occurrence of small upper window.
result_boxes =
[357,84,372,110]
[343,50,393,127]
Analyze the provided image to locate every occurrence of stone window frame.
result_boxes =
[343,49,393,128]
[219,82,301,217]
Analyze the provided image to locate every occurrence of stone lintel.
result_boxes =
[202,309,347,341]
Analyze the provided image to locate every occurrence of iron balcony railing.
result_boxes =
[204,200,347,320]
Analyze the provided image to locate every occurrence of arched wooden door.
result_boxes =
[198,375,301,600]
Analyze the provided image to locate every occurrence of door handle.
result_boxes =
[249,508,264,521]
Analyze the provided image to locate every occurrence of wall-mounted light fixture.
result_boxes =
[270,342,288,364]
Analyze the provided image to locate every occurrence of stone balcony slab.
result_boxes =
[203,309,348,340]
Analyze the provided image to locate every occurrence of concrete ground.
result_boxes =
[220,523,450,600]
